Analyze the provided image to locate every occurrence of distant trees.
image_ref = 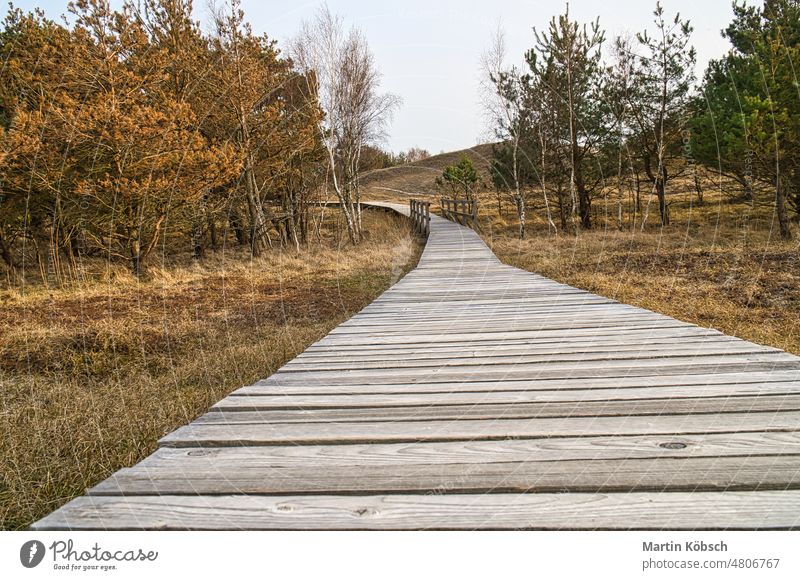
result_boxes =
[481,27,531,238]
[606,35,639,227]
[1,1,242,277]
[358,145,394,172]
[482,5,609,236]
[0,0,406,282]
[359,145,430,171]
[530,7,606,230]
[206,1,281,257]
[402,147,431,164]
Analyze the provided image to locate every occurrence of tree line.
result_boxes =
[483,0,800,239]
[0,0,399,281]
[360,145,431,171]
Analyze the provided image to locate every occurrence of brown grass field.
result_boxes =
[0,209,422,530]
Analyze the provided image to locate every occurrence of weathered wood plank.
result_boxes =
[103,431,800,470]
[218,382,800,408]
[258,360,800,386]
[295,336,764,360]
[31,491,800,530]
[159,410,800,447]
[203,394,800,423]
[307,325,720,347]
[89,455,800,496]
[282,346,780,372]
[327,317,691,335]
[304,329,729,352]
[240,371,800,396]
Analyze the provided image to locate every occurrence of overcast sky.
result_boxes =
[16,0,755,153]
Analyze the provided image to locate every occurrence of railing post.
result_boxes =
[410,199,430,237]
[438,196,478,231]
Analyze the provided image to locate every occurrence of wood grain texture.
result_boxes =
[33,201,800,530]
[159,410,800,447]
[202,394,800,423]
[102,431,800,469]
[31,492,800,530]
[90,455,800,496]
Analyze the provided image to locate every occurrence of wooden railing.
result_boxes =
[409,199,431,237]
[440,197,478,229]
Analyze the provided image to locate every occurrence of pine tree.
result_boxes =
[439,156,479,200]
[627,2,696,227]
[694,0,800,239]
[527,5,606,230]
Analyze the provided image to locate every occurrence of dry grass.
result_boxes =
[481,186,800,356]
[0,209,422,530]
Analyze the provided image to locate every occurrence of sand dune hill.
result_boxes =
[361,142,496,200]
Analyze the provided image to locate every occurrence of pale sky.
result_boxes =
[14,0,756,153]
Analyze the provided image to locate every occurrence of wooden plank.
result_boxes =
[217,382,800,409]
[359,290,614,302]
[282,346,780,372]
[31,491,800,530]
[241,371,800,396]
[203,394,800,423]
[304,327,727,351]
[259,360,800,386]
[297,336,753,359]
[314,321,715,338]
[309,325,723,347]
[336,306,651,324]
[101,430,800,470]
[326,317,688,336]
[88,455,800,496]
[159,410,800,447]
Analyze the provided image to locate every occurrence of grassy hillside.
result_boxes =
[361,143,495,199]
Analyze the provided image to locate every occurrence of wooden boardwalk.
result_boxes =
[33,202,800,529]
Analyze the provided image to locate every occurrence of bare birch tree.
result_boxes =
[291,6,400,244]
[481,26,529,238]
[607,35,638,230]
